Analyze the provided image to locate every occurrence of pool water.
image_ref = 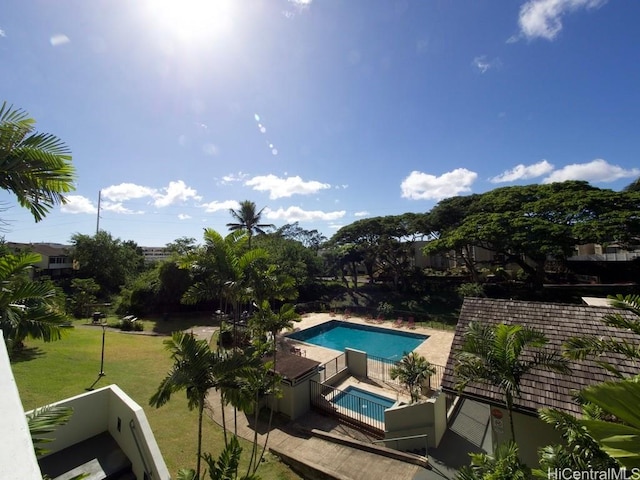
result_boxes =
[332,386,395,422]
[287,320,428,361]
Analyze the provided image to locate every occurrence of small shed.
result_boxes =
[263,352,321,421]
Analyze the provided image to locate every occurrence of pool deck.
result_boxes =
[283,312,454,369]
[196,317,486,480]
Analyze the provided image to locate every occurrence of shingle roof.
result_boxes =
[441,297,640,416]
[263,352,320,383]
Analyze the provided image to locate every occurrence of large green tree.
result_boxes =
[70,231,145,297]
[425,182,640,288]
[0,101,76,222]
[455,322,570,442]
[255,226,324,296]
[330,213,430,289]
[226,200,274,247]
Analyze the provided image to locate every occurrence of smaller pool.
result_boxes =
[332,386,396,422]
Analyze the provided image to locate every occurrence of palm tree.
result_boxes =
[0,251,68,355]
[564,293,640,377]
[226,200,274,247]
[176,435,261,480]
[390,352,435,403]
[182,229,269,344]
[535,405,617,474]
[454,322,571,442]
[150,332,254,479]
[247,302,299,470]
[150,332,214,479]
[579,378,640,469]
[457,441,531,480]
[0,101,75,222]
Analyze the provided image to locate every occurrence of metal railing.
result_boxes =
[129,419,153,480]
[319,353,347,383]
[310,380,386,434]
[367,354,401,386]
[372,433,428,457]
[367,355,446,392]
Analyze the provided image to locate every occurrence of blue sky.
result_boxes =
[2,0,639,247]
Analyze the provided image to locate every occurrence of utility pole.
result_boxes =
[96,190,101,234]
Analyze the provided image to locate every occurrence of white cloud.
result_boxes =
[50,34,70,46]
[219,172,248,184]
[102,202,144,214]
[178,213,191,220]
[354,211,370,217]
[200,200,240,213]
[542,159,640,184]
[61,195,97,214]
[245,175,331,199]
[0,29,6,37]
[264,206,345,222]
[517,0,607,41]
[490,160,555,183]
[401,169,478,201]
[283,0,312,18]
[102,183,157,202]
[472,55,501,74]
[153,180,202,207]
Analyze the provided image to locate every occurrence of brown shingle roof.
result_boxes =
[263,352,320,383]
[441,297,640,416]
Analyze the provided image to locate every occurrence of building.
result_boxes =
[6,242,75,279]
[140,247,171,263]
[441,297,640,467]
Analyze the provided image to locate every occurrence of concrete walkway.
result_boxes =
[205,388,438,480]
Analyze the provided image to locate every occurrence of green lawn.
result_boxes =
[11,323,300,479]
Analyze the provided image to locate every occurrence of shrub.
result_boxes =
[376,301,394,318]
[119,317,143,332]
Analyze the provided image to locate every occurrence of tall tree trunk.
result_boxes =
[220,393,228,447]
[506,392,516,443]
[196,397,204,479]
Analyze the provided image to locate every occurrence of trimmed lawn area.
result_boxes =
[11,324,300,479]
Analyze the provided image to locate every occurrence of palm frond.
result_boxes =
[27,405,74,456]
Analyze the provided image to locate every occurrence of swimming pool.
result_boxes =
[287,320,428,361]
[331,386,396,422]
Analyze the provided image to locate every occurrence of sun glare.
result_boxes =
[147,0,235,42]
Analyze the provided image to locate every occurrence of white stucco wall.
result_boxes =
[0,332,42,480]
[384,392,447,450]
[32,384,170,480]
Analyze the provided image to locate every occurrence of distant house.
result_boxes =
[140,246,171,263]
[6,242,75,279]
[441,297,640,467]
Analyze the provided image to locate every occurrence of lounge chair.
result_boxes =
[407,317,416,329]
[393,317,403,327]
